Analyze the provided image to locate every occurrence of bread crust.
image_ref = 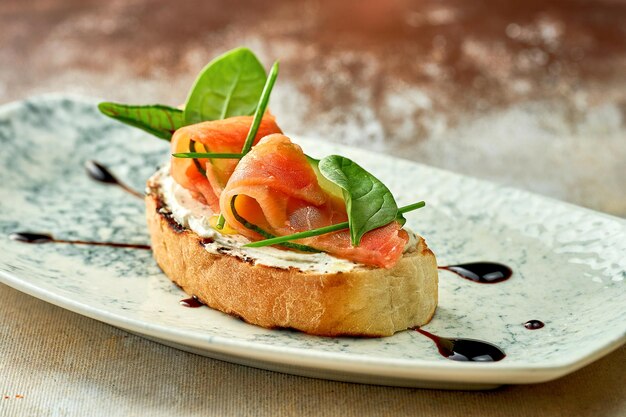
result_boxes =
[146,187,438,337]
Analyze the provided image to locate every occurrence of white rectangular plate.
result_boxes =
[0,95,624,390]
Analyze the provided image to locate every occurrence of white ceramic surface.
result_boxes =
[0,95,624,389]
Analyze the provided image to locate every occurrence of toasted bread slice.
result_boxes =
[145,179,438,337]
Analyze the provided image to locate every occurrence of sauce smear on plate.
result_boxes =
[524,320,545,330]
[415,328,506,362]
[438,262,512,284]
[9,232,150,250]
[85,160,143,198]
[180,297,204,308]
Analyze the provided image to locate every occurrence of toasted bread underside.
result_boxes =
[145,192,438,337]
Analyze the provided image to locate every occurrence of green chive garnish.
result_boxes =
[244,201,425,248]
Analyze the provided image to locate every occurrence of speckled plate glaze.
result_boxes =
[1,95,624,390]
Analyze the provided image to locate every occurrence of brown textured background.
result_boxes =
[1,0,625,215]
[0,0,624,415]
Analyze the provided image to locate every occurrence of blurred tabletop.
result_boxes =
[1,1,625,416]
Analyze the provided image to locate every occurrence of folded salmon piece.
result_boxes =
[170,114,282,212]
[219,134,408,268]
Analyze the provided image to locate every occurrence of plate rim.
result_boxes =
[1,93,624,386]
[1,269,624,385]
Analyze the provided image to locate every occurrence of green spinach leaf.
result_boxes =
[318,155,401,246]
[98,103,184,140]
[184,47,267,124]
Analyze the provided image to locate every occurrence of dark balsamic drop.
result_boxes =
[524,320,545,330]
[85,160,143,198]
[180,297,204,308]
[85,160,118,184]
[9,231,151,250]
[438,262,512,284]
[415,328,506,362]
[9,232,54,244]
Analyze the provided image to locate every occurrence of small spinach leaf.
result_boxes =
[318,155,400,246]
[98,102,184,141]
[184,47,267,124]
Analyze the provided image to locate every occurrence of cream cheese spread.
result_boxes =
[154,166,416,273]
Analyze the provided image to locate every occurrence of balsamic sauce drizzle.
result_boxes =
[179,296,204,308]
[9,163,148,250]
[9,232,150,250]
[524,320,545,330]
[438,262,512,284]
[415,328,506,362]
[85,160,144,198]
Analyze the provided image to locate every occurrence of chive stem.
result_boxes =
[188,141,206,176]
[241,61,279,155]
[244,201,425,248]
[214,61,279,230]
[397,200,426,214]
[229,195,319,252]
[216,214,226,229]
[172,152,244,159]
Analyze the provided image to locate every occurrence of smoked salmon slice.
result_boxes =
[219,134,408,268]
[170,114,282,212]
